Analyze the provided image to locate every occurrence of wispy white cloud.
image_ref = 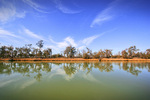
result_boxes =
[90,0,120,27]
[0,28,20,38]
[0,28,26,45]
[77,32,106,50]
[81,35,100,46]
[48,34,102,53]
[49,36,77,48]
[64,37,77,47]
[90,7,114,27]
[47,29,116,53]
[22,27,44,40]
[53,0,81,14]
[0,5,16,22]
[77,46,86,51]
[22,0,49,13]
[80,31,108,46]
[16,11,26,18]
[0,1,26,23]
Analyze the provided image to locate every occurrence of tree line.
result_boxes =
[0,40,52,58]
[0,40,150,59]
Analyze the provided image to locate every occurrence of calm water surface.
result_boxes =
[0,61,150,100]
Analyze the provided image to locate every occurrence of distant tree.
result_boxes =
[97,49,105,58]
[36,40,44,58]
[0,46,7,58]
[121,49,128,58]
[13,50,17,58]
[127,46,139,58]
[64,46,70,57]
[93,52,99,58]
[15,47,19,58]
[21,44,32,58]
[32,48,38,57]
[82,48,92,59]
[75,50,82,58]
[86,47,93,58]
[43,48,52,58]
[117,51,121,58]
[146,49,150,59]
[47,48,52,58]
[51,54,63,58]
[70,47,76,58]
[83,53,90,59]
[7,46,14,58]
[93,49,112,58]
[104,49,112,58]
[25,44,32,57]
[64,45,76,58]
[1,43,150,59]
[17,47,24,58]
[146,49,150,53]
[36,40,44,49]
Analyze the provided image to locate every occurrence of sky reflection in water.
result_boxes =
[0,62,150,100]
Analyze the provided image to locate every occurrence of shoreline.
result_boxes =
[0,58,150,62]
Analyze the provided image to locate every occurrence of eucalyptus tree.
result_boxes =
[64,45,76,58]
[146,49,150,59]
[97,49,105,58]
[82,47,93,59]
[36,40,44,58]
[104,49,112,58]
[32,48,39,58]
[86,47,93,58]
[7,46,14,58]
[64,46,70,57]
[0,46,7,58]
[17,47,24,58]
[127,46,139,58]
[36,40,44,50]
[13,49,17,58]
[43,48,52,58]
[121,49,128,58]
[93,52,99,58]
[24,44,32,57]
[76,49,82,58]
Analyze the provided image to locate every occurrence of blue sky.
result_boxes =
[0,0,150,54]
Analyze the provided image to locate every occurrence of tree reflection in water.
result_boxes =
[0,62,150,81]
[63,63,77,77]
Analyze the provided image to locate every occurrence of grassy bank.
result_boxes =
[0,58,99,61]
[0,58,150,62]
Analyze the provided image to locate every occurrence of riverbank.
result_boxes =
[0,58,150,62]
[0,58,98,61]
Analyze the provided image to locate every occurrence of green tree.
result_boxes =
[121,49,128,58]
[76,49,82,58]
[146,49,150,59]
[43,48,52,58]
[24,44,32,57]
[0,46,7,58]
[82,47,92,59]
[64,45,76,58]
[36,40,44,58]
[7,46,14,58]
[128,46,139,58]
[104,49,112,58]
[36,40,44,49]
